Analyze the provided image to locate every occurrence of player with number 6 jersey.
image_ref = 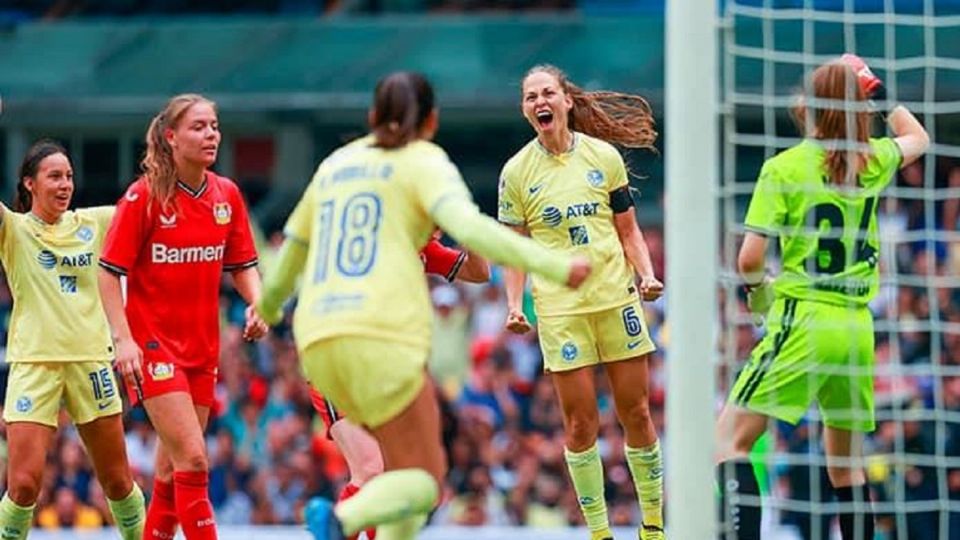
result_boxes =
[716,56,930,540]
[499,64,666,540]
[0,140,146,540]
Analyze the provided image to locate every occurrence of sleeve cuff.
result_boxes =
[98,260,128,276]
[445,251,467,282]
[744,225,777,237]
[224,258,259,272]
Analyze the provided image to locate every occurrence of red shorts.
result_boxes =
[126,360,217,408]
[309,386,343,439]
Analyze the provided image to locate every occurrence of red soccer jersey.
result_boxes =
[100,172,258,369]
[420,238,465,282]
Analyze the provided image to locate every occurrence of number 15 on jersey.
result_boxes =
[313,193,383,283]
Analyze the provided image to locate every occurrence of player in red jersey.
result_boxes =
[97,94,268,540]
[308,232,488,540]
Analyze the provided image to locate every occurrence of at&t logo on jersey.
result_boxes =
[542,206,563,227]
[36,250,57,270]
[151,243,225,264]
[566,202,600,218]
[213,202,232,225]
[37,250,93,270]
[586,169,604,187]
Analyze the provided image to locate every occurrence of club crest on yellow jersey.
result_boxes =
[586,169,604,187]
[76,226,94,243]
[214,202,232,225]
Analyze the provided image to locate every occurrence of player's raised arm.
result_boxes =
[840,54,929,167]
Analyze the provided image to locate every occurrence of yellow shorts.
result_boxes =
[3,362,123,428]
[300,337,428,429]
[538,298,656,372]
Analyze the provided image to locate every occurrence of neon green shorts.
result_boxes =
[729,297,875,432]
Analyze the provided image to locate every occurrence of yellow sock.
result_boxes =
[625,440,664,529]
[107,483,146,540]
[0,493,35,540]
[564,443,610,534]
[334,469,437,536]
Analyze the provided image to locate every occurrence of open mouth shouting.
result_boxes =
[536,109,555,130]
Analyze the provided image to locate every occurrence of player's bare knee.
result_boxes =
[100,471,134,501]
[564,414,599,451]
[176,449,209,473]
[620,400,653,432]
[7,471,42,506]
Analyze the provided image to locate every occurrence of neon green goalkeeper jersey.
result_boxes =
[744,137,901,307]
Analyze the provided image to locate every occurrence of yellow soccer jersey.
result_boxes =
[498,132,637,316]
[284,138,472,351]
[0,205,116,362]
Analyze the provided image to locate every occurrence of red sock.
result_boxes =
[338,483,376,540]
[145,478,179,540]
[174,471,217,540]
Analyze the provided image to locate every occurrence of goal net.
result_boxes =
[715,1,960,539]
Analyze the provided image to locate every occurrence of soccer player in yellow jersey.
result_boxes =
[498,64,665,540]
[0,140,145,540]
[256,71,590,540]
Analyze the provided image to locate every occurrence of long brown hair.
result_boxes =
[16,139,69,213]
[792,61,872,185]
[523,64,658,151]
[141,94,217,211]
[370,72,435,149]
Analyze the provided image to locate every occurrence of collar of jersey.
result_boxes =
[535,131,579,158]
[177,177,208,198]
[28,211,63,226]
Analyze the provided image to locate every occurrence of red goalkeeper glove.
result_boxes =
[840,53,886,100]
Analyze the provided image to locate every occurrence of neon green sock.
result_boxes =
[564,443,610,533]
[107,483,145,540]
[375,513,428,540]
[334,469,438,536]
[0,493,35,540]
[625,440,664,529]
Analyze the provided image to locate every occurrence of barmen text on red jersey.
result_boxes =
[99,172,258,369]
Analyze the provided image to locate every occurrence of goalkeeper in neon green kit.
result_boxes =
[715,55,930,540]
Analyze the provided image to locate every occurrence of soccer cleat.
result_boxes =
[639,523,666,540]
[590,529,615,540]
[305,497,346,540]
